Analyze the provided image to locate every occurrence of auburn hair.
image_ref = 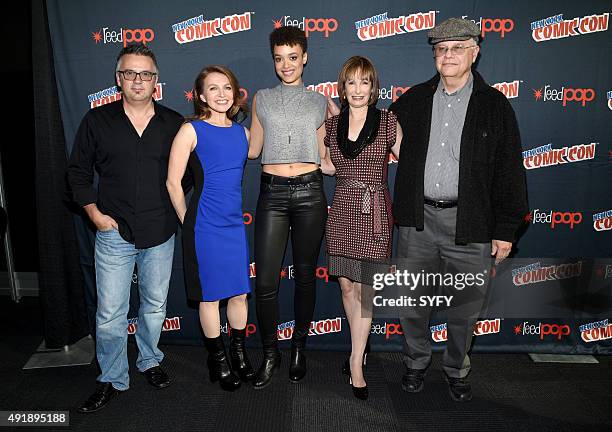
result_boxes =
[192,65,244,120]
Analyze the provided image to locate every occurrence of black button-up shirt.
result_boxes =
[67,99,184,248]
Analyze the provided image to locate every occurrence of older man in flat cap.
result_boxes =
[389,18,527,401]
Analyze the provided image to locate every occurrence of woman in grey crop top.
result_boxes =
[247,26,332,390]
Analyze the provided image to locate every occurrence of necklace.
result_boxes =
[279,84,306,145]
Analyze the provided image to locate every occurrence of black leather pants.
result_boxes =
[254,169,327,349]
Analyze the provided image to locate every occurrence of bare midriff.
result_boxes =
[262,162,319,177]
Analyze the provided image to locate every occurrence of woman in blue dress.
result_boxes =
[166,65,252,391]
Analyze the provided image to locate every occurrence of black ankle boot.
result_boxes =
[252,346,281,390]
[204,336,241,391]
[229,328,255,382]
[289,340,307,382]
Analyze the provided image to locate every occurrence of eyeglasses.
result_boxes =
[117,70,157,81]
[433,44,478,57]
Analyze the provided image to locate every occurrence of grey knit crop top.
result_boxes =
[255,83,327,165]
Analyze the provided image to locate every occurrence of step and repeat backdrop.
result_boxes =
[47,1,611,353]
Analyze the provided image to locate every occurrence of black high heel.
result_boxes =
[349,376,369,400]
[347,362,369,400]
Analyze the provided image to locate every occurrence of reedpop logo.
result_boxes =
[525,209,583,229]
[92,27,155,47]
[273,16,338,37]
[533,85,596,107]
[515,321,571,340]
[461,16,515,38]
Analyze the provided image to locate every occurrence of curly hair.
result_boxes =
[269,26,307,55]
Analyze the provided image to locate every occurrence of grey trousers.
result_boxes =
[396,205,491,378]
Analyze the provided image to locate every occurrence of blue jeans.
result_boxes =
[94,229,174,390]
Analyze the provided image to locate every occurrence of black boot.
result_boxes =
[289,337,307,382]
[229,328,255,382]
[252,345,281,390]
[204,336,241,391]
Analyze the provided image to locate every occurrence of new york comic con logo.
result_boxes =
[607,90,612,110]
[533,85,596,107]
[127,316,181,334]
[430,319,501,342]
[276,318,342,340]
[531,12,609,42]
[307,81,339,98]
[354,10,436,41]
[593,209,612,232]
[92,27,155,47]
[272,16,338,37]
[511,261,582,286]
[87,84,163,108]
[580,319,612,343]
[461,15,515,38]
[492,80,520,99]
[172,12,252,44]
[522,142,597,169]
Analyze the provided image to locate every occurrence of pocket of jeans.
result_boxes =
[97,228,117,236]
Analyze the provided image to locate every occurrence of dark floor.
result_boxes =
[1,296,611,432]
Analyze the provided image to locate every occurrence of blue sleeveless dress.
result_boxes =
[182,120,251,302]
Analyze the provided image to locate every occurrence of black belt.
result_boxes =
[260,169,322,186]
[424,198,457,209]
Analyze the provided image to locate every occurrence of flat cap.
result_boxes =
[428,17,481,45]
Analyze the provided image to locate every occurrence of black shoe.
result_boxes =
[205,336,241,391]
[77,382,123,413]
[229,328,255,382]
[401,368,426,393]
[446,375,472,402]
[289,345,306,382]
[252,348,281,390]
[142,366,171,389]
[344,352,369,400]
[350,379,369,400]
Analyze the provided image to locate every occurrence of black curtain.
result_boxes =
[32,0,88,348]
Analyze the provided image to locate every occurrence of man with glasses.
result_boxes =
[68,43,183,413]
[389,18,527,402]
